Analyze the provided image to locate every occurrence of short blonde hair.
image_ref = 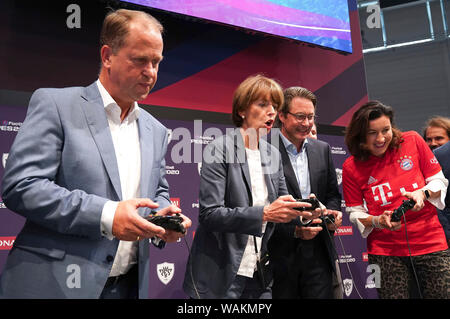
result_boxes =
[231,75,284,127]
[100,9,163,54]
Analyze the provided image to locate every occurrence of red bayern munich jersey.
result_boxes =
[343,131,448,256]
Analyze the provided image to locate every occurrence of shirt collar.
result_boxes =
[96,79,140,123]
[280,132,308,155]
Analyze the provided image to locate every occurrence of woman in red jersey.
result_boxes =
[342,101,450,299]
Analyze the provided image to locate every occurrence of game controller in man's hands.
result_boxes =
[294,198,321,211]
[145,211,186,234]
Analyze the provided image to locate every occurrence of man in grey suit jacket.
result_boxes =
[0,9,190,299]
[268,87,343,299]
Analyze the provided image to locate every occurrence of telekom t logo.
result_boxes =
[371,183,393,206]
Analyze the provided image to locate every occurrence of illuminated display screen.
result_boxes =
[124,0,352,53]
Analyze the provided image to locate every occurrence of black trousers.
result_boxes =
[99,264,139,299]
[225,273,273,299]
[272,237,334,299]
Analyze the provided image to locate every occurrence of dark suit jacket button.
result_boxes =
[106,255,114,263]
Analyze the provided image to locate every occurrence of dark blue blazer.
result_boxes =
[434,141,450,239]
[434,141,450,210]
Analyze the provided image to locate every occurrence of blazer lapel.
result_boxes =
[234,129,253,205]
[80,82,122,200]
[138,116,154,198]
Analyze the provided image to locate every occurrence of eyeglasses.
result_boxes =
[287,112,317,122]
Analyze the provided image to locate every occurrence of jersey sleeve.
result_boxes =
[342,159,364,207]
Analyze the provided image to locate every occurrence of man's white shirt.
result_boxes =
[97,79,141,277]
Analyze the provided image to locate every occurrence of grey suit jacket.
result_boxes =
[183,129,288,299]
[0,82,171,298]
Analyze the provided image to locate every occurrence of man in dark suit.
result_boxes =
[268,86,343,299]
[423,116,450,151]
[0,9,191,299]
[423,117,450,243]
[434,141,450,246]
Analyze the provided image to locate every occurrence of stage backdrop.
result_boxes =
[0,0,375,298]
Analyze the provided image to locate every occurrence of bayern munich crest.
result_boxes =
[398,156,413,171]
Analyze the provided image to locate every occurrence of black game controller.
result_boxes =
[145,211,186,234]
[307,214,335,227]
[294,198,321,211]
[391,199,416,222]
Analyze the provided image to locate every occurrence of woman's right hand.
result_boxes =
[372,211,402,231]
[263,195,313,223]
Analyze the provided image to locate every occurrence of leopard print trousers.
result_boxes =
[368,249,450,299]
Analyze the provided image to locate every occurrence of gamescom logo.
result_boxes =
[0,237,15,250]
[157,262,175,285]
